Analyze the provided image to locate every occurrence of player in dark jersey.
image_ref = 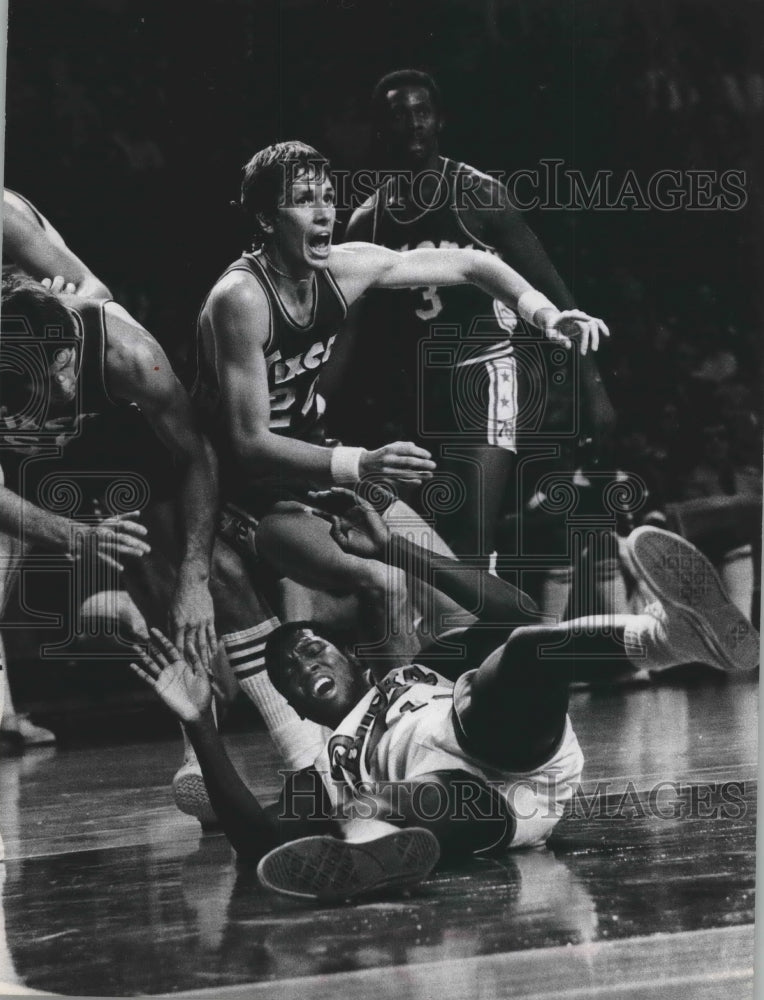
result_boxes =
[0,190,112,746]
[130,493,758,903]
[343,69,618,605]
[192,139,606,772]
[0,272,284,825]
[0,270,222,655]
[2,189,112,301]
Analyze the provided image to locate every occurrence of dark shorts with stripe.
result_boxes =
[413,352,518,451]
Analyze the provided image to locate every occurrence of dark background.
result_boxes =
[3,0,762,734]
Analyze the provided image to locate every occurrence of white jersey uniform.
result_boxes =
[314,664,584,850]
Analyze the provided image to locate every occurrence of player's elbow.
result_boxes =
[230,427,271,470]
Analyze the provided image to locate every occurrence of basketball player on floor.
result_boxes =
[342,69,620,611]
[0,188,113,747]
[132,491,759,902]
[192,139,606,775]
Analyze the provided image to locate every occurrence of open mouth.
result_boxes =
[308,233,331,257]
[312,675,336,698]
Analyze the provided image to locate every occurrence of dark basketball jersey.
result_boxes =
[0,297,124,456]
[368,157,517,366]
[193,251,347,452]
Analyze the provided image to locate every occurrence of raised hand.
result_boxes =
[360,442,436,485]
[544,309,610,356]
[129,627,215,724]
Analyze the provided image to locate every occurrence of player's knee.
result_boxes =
[255,509,299,562]
[501,624,561,663]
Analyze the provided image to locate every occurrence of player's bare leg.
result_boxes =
[457,527,759,771]
[0,510,55,750]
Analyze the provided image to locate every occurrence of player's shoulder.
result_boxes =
[100,301,175,402]
[205,264,269,321]
[453,160,506,198]
[451,160,519,241]
[102,301,162,366]
[3,188,34,219]
[452,160,515,219]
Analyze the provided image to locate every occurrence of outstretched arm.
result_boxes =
[330,242,609,355]
[131,630,335,857]
[2,190,112,300]
[0,483,150,569]
[318,488,541,627]
[105,303,217,665]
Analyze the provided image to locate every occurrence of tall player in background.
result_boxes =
[342,70,621,616]
[0,188,113,746]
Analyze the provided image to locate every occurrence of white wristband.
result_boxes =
[330,445,366,485]
[517,288,557,326]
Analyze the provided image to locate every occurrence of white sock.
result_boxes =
[720,545,753,619]
[223,619,327,771]
[594,556,629,615]
[623,611,677,670]
[340,817,399,843]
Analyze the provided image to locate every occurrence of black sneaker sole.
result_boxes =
[257,827,440,903]
[626,526,759,672]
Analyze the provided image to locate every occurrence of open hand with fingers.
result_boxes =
[543,310,610,356]
[130,627,219,724]
[360,442,436,485]
[169,574,218,674]
[71,510,151,571]
[309,487,391,560]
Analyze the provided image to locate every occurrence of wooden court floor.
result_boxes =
[0,673,758,998]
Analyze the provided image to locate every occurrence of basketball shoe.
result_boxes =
[257,822,440,903]
[624,526,759,672]
[172,756,218,830]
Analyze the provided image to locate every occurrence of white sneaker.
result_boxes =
[172,760,219,830]
[0,714,57,748]
[257,826,440,903]
[626,526,760,672]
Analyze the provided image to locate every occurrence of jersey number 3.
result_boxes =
[416,285,443,321]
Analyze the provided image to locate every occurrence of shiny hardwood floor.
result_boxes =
[0,674,758,998]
